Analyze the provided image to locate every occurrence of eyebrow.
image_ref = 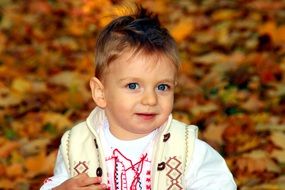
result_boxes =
[159,79,176,84]
[118,77,140,82]
[119,77,176,84]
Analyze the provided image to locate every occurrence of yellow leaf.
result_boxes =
[43,150,58,175]
[0,179,14,189]
[192,52,228,65]
[236,136,260,153]
[172,112,190,124]
[191,103,218,116]
[271,150,285,163]
[68,19,86,36]
[237,150,281,173]
[11,78,32,93]
[212,9,239,21]
[170,18,194,42]
[0,33,6,54]
[0,137,6,145]
[82,0,111,14]
[258,21,277,42]
[266,158,282,173]
[203,124,226,145]
[148,0,168,14]
[180,62,193,75]
[99,16,114,28]
[270,132,285,149]
[0,163,5,177]
[0,87,24,107]
[98,5,118,28]
[241,95,264,112]
[43,112,72,131]
[49,71,86,89]
[24,150,57,178]
[6,163,24,178]
[24,151,46,177]
[21,138,50,156]
[0,141,19,158]
[276,25,285,43]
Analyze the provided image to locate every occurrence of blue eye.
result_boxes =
[157,84,169,91]
[127,83,139,90]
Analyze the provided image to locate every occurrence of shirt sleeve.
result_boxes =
[39,147,69,190]
[184,139,237,190]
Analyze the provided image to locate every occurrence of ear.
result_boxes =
[90,77,107,108]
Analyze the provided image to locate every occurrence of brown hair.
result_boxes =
[94,5,179,79]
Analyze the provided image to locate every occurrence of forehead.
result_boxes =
[106,50,177,76]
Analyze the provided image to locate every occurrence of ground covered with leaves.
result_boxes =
[0,0,285,189]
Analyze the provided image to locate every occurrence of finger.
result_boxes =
[74,173,103,187]
[95,183,108,189]
[86,176,102,185]
[85,183,108,190]
[74,172,89,179]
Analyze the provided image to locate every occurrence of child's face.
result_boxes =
[96,51,177,140]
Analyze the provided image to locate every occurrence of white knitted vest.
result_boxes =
[60,108,197,190]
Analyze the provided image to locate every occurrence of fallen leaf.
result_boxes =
[192,52,228,65]
[276,25,285,43]
[6,163,24,178]
[203,123,226,145]
[270,132,285,149]
[241,95,264,112]
[42,112,72,132]
[0,163,5,177]
[11,78,32,93]
[258,21,277,42]
[24,151,46,178]
[271,150,285,163]
[172,112,191,124]
[236,150,281,173]
[0,179,14,189]
[21,138,50,156]
[0,87,24,107]
[170,18,194,42]
[212,9,240,21]
[0,141,19,158]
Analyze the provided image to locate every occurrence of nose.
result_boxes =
[141,89,157,106]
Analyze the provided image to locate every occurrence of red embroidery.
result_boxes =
[107,173,111,190]
[106,148,151,189]
[43,178,52,184]
[145,169,151,189]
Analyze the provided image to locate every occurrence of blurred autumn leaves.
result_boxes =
[1,0,285,189]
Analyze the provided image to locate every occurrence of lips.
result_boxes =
[135,113,157,120]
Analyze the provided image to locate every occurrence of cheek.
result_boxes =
[166,103,174,114]
[161,96,174,112]
[106,95,131,111]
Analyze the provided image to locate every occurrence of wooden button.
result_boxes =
[96,167,103,177]
[94,138,98,149]
[157,162,165,171]
[163,133,171,142]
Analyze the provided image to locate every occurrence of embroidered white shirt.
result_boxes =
[101,122,155,189]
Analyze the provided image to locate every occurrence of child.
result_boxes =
[40,6,236,190]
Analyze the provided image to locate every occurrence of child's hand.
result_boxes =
[53,173,108,190]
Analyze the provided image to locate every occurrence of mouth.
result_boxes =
[135,113,157,120]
